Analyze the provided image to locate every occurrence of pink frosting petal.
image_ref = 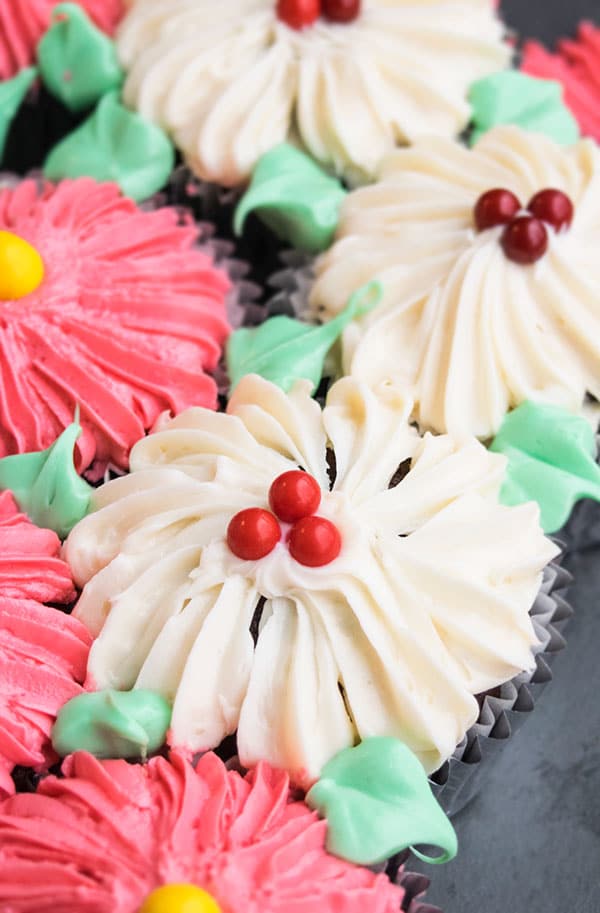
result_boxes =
[0,0,124,79]
[0,491,91,795]
[0,178,231,475]
[0,751,405,913]
[522,21,600,141]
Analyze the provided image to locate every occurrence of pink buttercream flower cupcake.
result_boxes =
[0,176,232,478]
[0,0,123,80]
[0,490,91,796]
[0,750,408,913]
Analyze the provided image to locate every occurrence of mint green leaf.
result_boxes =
[52,689,172,760]
[38,3,123,112]
[306,738,457,866]
[490,400,600,533]
[0,421,92,538]
[0,67,37,161]
[234,143,347,253]
[44,91,175,201]
[469,71,580,146]
[227,281,382,394]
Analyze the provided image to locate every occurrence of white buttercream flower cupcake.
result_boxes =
[311,125,600,439]
[115,0,510,187]
[64,373,556,787]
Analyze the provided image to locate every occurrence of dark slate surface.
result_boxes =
[410,8,600,910]
[411,547,600,912]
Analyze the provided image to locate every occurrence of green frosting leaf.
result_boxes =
[0,422,92,538]
[52,689,172,760]
[490,401,600,533]
[43,91,175,201]
[37,3,123,112]
[227,281,382,394]
[306,738,457,866]
[469,71,580,146]
[234,143,347,253]
[0,67,37,161]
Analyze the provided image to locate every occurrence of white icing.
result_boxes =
[312,125,600,439]
[116,0,510,186]
[65,374,557,784]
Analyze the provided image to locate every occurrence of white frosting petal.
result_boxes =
[66,374,557,783]
[116,0,510,185]
[312,126,600,438]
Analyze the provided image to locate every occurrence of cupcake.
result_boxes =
[0,490,91,796]
[0,176,231,479]
[0,749,410,912]
[63,373,557,787]
[311,125,600,440]
[116,0,510,189]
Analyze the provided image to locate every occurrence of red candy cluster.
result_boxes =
[276,0,361,29]
[473,187,574,264]
[227,471,342,567]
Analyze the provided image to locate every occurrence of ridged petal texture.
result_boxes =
[117,0,510,186]
[0,490,91,796]
[312,125,600,439]
[64,374,557,785]
[0,178,231,476]
[0,750,404,913]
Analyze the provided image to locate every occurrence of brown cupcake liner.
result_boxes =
[430,554,572,817]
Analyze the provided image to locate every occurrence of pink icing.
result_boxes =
[0,491,91,797]
[0,0,124,79]
[0,750,404,912]
[522,21,600,141]
[0,179,231,477]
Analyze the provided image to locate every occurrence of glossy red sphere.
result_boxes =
[501,216,548,265]
[276,0,320,28]
[288,516,342,567]
[474,188,521,232]
[227,508,281,560]
[269,470,322,523]
[527,188,574,232]
[322,0,361,23]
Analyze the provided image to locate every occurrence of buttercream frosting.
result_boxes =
[0,750,404,912]
[0,0,123,80]
[116,0,510,187]
[0,490,91,796]
[312,125,600,439]
[65,374,556,784]
[0,177,231,477]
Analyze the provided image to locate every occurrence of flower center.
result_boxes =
[0,230,45,299]
[139,884,222,913]
[473,187,574,265]
[227,471,342,566]
[276,0,361,30]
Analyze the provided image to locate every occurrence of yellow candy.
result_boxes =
[139,884,222,913]
[0,230,45,300]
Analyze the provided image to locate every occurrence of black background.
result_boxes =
[412,6,600,911]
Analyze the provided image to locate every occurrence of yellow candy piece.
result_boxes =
[0,230,45,300]
[139,884,222,913]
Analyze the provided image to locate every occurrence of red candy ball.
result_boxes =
[227,508,281,560]
[269,471,322,524]
[276,0,320,29]
[527,188,574,232]
[322,0,361,23]
[501,216,548,265]
[288,516,342,567]
[474,188,521,232]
